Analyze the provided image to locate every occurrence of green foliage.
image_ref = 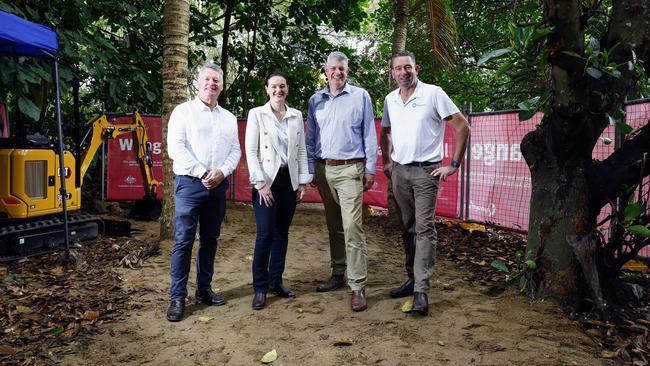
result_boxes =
[0,0,164,136]
[491,246,536,290]
[193,0,368,116]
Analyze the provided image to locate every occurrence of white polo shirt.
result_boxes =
[381,81,459,164]
[167,98,241,178]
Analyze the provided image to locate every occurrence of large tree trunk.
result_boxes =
[522,123,594,310]
[521,0,650,313]
[160,0,190,240]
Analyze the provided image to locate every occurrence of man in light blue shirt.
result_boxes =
[306,51,377,312]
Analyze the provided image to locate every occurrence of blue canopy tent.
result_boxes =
[0,10,72,258]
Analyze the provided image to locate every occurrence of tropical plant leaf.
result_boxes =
[425,0,459,66]
[616,122,633,134]
[586,67,602,79]
[627,225,650,238]
[624,203,644,223]
[18,96,41,121]
[478,48,511,67]
[491,260,509,273]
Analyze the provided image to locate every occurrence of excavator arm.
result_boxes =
[79,112,160,219]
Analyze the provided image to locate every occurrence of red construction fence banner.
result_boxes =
[106,115,164,200]
[105,100,649,255]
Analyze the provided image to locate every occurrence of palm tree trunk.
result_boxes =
[160,0,190,240]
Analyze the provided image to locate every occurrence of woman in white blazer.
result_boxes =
[245,71,312,310]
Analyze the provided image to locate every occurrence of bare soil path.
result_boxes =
[62,202,602,365]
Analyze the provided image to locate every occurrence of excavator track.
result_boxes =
[0,215,103,262]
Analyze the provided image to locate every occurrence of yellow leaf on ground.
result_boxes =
[198,316,214,322]
[401,299,413,313]
[622,259,648,273]
[458,222,487,232]
[261,349,278,363]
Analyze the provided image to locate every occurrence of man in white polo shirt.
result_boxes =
[380,50,470,316]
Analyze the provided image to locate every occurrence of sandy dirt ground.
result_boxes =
[61,202,604,365]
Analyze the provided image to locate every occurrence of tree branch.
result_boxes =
[590,119,650,215]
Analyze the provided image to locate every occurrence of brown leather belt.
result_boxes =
[325,158,365,166]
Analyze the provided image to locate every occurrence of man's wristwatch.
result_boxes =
[450,160,461,168]
[201,171,209,179]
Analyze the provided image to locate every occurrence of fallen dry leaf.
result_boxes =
[401,299,413,313]
[586,329,602,338]
[15,305,33,314]
[198,316,214,322]
[601,350,620,358]
[82,310,100,321]
[333,338,353,347]
[0,345,14,355]
[261,349,278,363]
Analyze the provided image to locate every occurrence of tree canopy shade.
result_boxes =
[0,10,57,57]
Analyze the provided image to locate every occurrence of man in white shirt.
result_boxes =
[166,63,241,322]
[380,51,469,316]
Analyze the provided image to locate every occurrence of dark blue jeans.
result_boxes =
[169,175,228,301]
[252,170,297,294]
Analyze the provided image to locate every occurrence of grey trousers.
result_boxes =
[391,163,440,293]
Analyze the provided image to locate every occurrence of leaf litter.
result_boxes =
[367,215,650,365]
[0,235,159,365]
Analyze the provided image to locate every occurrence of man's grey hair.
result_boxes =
[390,50,416,68]
[198,62,224,78]
[325,51,349,67]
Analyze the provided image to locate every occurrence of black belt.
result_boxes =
[402,161,441,167]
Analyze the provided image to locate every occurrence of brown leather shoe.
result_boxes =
[316,274,345,292]
[351,289,367,311]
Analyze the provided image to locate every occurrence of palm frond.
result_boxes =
[426,0,459,66]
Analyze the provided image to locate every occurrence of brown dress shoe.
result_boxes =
[351,289,367,311]
[316,274,345,292]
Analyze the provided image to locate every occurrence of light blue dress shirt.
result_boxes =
[306,83,377,174]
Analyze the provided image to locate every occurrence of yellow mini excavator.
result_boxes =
[1,11,161,261]
[0,110,161,261]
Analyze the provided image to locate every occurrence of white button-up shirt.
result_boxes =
[167,98,241,178]
[381,81,459,164]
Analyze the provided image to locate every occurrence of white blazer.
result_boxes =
[245,102,312,190]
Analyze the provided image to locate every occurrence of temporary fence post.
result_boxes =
[464,101,472,221]
[459,101,468,220]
